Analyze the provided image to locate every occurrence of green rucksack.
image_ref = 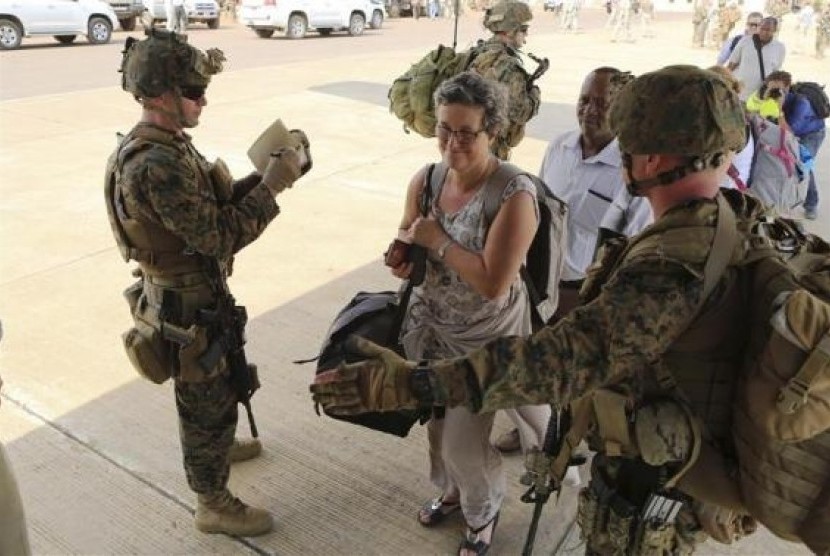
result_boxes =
[387,44,479,138]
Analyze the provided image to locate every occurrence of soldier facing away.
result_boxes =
[312,65,765,553]
[105,29,309,536]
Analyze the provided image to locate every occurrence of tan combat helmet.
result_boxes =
[609,65,746,193]
[483,0,533,33]
[120,28,225,99]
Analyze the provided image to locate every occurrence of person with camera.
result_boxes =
[384,71,540,555]
[106,29,309,537]
[745,70,791,125]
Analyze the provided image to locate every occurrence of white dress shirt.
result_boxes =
[539,131,651,280]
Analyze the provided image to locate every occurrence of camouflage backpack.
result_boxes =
[388,44,480,138]
[387,40,546,153]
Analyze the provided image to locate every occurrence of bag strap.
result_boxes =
[387,164,438,343]
[752,34,766,81]
[479,161,549,321]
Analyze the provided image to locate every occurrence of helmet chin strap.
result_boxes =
[623,153,725,196]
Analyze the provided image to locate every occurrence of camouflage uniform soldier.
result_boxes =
[714,1,741,45]
[106,30,309,536]
[313,66,764,553]
[692,0,711,46]
[471,1,544,160]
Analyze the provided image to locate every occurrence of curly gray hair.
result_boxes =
[433,71,508,135]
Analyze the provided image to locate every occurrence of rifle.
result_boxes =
[526,52,550,86]
[197,258,260,438]
[520,408,571,556]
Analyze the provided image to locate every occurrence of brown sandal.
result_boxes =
[418,496,461,527]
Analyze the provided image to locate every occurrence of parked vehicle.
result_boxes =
[239,0,384,39]
[385,0,425,18]
[107,0,143,30]
[140,0,220,29]
[0,0,119,50]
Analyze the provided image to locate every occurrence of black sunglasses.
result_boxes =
[180,86,206,101]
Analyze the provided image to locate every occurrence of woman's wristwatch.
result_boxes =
[437,238,454,260]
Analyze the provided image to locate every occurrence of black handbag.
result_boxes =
[307,165,436,437]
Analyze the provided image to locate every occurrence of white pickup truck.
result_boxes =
[0,0,119,50]
[239,0,385,39]
[140,0,220,29]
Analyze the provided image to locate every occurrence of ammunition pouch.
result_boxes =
[122,299,172,385]
[209,157,234,203]
[577,471,693,555]
[121,272,226,384]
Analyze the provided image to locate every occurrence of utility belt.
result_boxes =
[120,269,230,385]
[577,466,691,556]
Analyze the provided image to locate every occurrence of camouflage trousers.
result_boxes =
[175,373,238,494]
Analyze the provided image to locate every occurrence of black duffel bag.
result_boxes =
[312,287,424,437]
[308,165,437,437]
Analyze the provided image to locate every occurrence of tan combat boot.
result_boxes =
[195,489,273,536]
[229,438,262,463]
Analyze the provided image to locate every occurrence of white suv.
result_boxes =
[141,0,220,29]
[0,0,119,50]
[239,0,384,39]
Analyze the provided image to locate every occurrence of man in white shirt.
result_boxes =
[494,67,652,454]
[166,0,187,33]
[717,11,763,65]
[727,16,786,100]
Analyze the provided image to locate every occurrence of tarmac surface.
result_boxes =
[0,8,827,555]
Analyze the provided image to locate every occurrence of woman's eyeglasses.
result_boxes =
[436,124,486,146]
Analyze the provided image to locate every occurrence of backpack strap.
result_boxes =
[481,161,526,230]
[650,194,738,398]
[479,161,551,322]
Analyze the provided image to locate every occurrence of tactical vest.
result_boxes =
[105,124,236,383]
[581,194,746,460]
[104,124,233,277]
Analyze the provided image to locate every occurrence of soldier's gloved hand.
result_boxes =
[289,128,313,175]
[261,148,302,195]
[310,336,418,415]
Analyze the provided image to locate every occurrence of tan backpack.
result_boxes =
[732,218,830,554]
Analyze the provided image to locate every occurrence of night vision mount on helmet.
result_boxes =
[120,28,226,99]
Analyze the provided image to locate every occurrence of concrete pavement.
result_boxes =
[1,10,826,555]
